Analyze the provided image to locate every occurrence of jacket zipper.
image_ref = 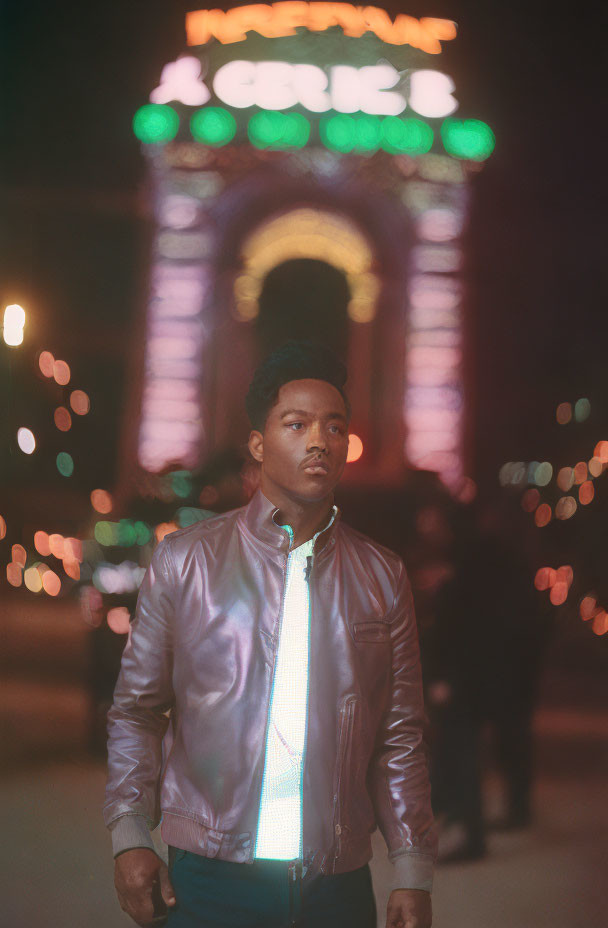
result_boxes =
[251,533,293,861]
[299,554,313,862]
[332,694,356,866]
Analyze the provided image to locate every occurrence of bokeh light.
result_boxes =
[6,562,22,587]
[63,559,80,581]
[70,390,90,415]
[555,496,577,520]
[53,360,71,385]
[133,104,180,144]
[556,402,572,425]
[380,116,433,155]
[440,118,495,161]
[17,427,36,454]
[134,521,153,544]
[3,303,26,346]
[550,582,569,606]
[170,471,192,499]
[591,611,608,636]
[23,566,43,593]
[556,565,573,587]
[574,398,590,422]
[347,434,363,463]
[557,467,575,492]
[594,440,608,463]
[534,567,556,591]
[107,607,131,635]
[580,595,597,620]
[94,521,116,546]
[64,537,82,562]
[533,462,553,487]
[42,570,61,596]
[48,534,65,558]
[579,480,594,505]
[54,406,72,432]
[11,544,26,567]
[34,531,51,556]
[248,110,310,150]
[118,520,137,547]
[56,452,74,477]
[38,350,55,378]
[499,462,526,486]
[588,456,603,478]
[0,515,6,540]
[521,488,540,512]
[91,489,113,514]
[155,522,178,543]
[534,503,552,527]
[3,304,25,346]
[320,113,357,152]
[191,106,236,146]
[573,461,588,484]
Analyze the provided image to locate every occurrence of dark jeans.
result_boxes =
[166,847,377,928]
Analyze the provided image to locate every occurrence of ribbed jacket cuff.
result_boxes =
[388,851,434,893]
[109,813,155,858]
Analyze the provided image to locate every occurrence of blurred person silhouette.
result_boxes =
[426,497,545,861]
[103,341,436,928]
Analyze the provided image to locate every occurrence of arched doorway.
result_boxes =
[209,205,383,461]
[256,258,350,360]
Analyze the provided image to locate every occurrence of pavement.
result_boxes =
[1,593,607,927]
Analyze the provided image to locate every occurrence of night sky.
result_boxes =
[2,1,606,492]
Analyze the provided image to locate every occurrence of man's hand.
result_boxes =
[114,848,176,926]
[386,888,432,928]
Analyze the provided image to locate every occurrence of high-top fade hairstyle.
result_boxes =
[245,340,351,432]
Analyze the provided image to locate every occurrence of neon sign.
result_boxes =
[150,58,458,119]
[186,4,457,54]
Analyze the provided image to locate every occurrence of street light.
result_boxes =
[3,304,26,346]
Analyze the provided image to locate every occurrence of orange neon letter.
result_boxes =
[271,2,310,37]
[186,9,215,46]
[360,6,399,44]
[186,4,458,49]
[330,3,367,37]
[227,5,274,41]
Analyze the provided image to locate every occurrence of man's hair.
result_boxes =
[245,340,351,431]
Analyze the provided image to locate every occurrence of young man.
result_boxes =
[104,341,436,928]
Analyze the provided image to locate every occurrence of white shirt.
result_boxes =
[254,508,336,860]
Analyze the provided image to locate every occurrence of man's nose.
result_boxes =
[307,423,327,452]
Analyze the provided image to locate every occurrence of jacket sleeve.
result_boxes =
[367,558,438,892]
[103,539,175,857]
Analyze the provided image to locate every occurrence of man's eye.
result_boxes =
[329,425,343,434]
[287,422,303,430]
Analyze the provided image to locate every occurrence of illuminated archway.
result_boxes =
[233,207,379,324]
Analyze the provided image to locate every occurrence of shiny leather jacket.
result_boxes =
[104,489,437,891]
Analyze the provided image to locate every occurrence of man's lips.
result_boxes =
[302,458,330,474]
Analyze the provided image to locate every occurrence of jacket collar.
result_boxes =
[240,488,340,558]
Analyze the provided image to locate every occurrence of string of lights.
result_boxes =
[499,400,608,637]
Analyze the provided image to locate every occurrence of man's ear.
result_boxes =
[248,430,264,464]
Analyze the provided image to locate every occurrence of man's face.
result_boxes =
[248,378,350,505]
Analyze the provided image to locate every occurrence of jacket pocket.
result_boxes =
[353,621,390,643]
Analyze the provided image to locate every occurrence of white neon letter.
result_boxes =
[255,61,298,109]
[330,65,361,113]
[409,70,458,118]
[293,64,331,112]
[213,60,257,108]
[359,64,406,115]
[150,57,210,106]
